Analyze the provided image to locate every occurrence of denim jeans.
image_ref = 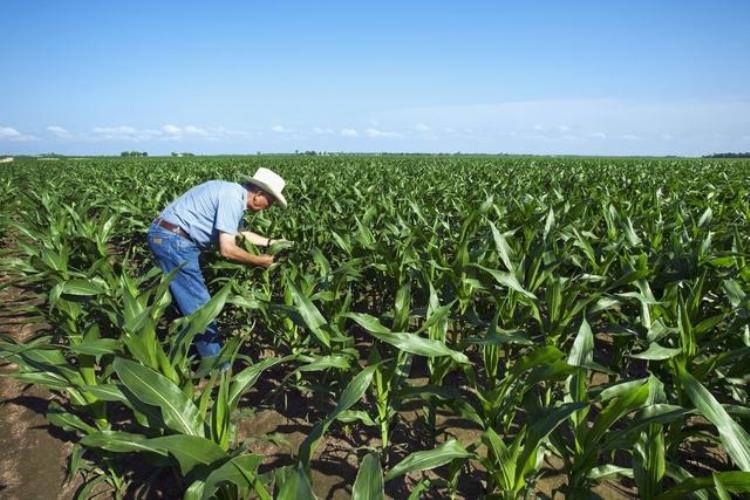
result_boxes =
[146,224,221,358]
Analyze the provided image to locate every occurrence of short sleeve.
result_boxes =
[214,188,244,235]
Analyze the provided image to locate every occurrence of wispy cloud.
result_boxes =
[88,124,237,142]
[0,125,35,141]
[47,125,73,139]
[91,126,140,139]
[364,127,400,138]
[341,128,358,137]
[415,123,430,132]
[312,127,334,134]
[162,124,211,137]
[271,125,287,133]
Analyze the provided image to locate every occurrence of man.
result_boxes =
[147,167,288,361]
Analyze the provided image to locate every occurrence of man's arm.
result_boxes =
[218,232,274,267]
[239,230,287,247]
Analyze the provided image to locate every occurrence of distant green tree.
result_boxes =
[703,152,750,158]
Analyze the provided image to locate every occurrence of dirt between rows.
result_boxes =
[0,283,81,499]
[1,280,635,499]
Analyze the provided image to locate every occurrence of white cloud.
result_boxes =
[162,124,210,137]
[47,125,72,139]
[162,124,182,135]
[313,127,334,134]
[89,124,231,142]
[365,128,400,138]
[0,126,23,139]
[341,128,358,137]
[271,125,287,133]
[590,132,607,139]
[92,126,138,137]
[415,123,430,132]
[0,126,36,141]
[183,125,207,135]
[662,133,673,141]
[621,134,641,141]
[557,125,571,133]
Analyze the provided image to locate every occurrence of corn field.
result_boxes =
[1,155,749,499]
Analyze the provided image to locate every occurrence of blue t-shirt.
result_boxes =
[159,180,247,248]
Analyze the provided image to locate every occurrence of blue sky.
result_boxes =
[1,1,749,156]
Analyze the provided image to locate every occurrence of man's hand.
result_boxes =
[255,254,275,267]
[219,232,276,268]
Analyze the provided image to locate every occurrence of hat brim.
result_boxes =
[240,175,288,209]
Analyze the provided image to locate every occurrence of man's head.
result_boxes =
[240,167,288,211]
[245,185,275,212]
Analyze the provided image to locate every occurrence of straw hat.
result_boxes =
[240,167,288,208]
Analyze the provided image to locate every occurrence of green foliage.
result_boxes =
[1,155,749,498]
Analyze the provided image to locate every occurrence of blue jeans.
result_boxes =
[146,224,221,358]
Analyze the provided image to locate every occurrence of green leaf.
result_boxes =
[148,435,228,478]
[80,384,128,403]
[287,281,331,348]
[47,402,97,435]
[518,403,587,478]
[277,462,316,500]
[352,453,385,500]
[201,454,267,500]
[61,279,107,296]
[345,313,468,364]
[113,358,203,436]
[469,263,536,299]
[723,279,746,308]
[296,354,350,372]
[567,315,594,367]
[588,465,634,481]
[655,471,750,500]
[81,430,167,455]
[464,330,532,347]
[489,221,515,271]
[384,439,472,482]
[336,410,378,427]
[68,338,121,356]
[512,345,565,374]
[171,283,232,363]
[299,364,378,466]
[676,364,750,471]
[630,343,681,361]
[229,356,288,409]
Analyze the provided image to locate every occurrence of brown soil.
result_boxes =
[0,283,81,499]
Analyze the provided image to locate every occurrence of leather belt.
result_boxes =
[153,218,194,242]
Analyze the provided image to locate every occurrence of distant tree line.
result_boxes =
[121,151,148,157]
[171,152,195,157]
[703,152,750,158]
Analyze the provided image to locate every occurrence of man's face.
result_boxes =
[247,189,273,212]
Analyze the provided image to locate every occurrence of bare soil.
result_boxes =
[0,283,81,499]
